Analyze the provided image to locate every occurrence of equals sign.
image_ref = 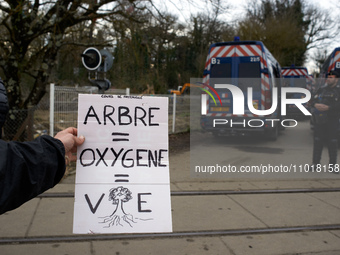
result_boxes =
[114,174,129,183]
[112,132,129,142]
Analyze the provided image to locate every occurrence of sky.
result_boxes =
[154,0,339,73]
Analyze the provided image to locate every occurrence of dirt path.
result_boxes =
[169,132,190,155]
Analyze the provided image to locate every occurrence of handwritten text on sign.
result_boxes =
[73,94,172,234]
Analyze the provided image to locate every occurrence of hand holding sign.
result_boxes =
[54,127,85,163]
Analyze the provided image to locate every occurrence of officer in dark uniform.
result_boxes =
[311,70,340,171]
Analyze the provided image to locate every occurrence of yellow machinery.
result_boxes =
[168,83,191,95]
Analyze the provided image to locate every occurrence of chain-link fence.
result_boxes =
[3,108,36,141]
[168,94,190,133]
[3,85,190,142]
[50,85,98,136]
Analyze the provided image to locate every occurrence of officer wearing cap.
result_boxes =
[311,69,340,172]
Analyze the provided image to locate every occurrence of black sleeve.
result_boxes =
[0,135,66,214]
[328,99,340,113]
[309,88,322,108]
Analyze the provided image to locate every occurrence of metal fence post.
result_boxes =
[126,88,130,96]
[49,83,55,136]
[172,93,176,133]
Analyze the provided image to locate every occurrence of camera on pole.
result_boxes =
[81,47,113,93]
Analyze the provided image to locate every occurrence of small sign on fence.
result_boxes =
[73,94,172,234]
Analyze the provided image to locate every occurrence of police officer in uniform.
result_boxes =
[311,70,340,171]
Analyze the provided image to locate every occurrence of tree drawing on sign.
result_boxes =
[99,186,136,228]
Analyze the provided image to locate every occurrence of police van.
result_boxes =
[319,47,340,80]
[281,65,310,117]
[200,39,283,140]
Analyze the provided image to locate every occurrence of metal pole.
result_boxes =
[49,83,55,136]
[172,94,176,133]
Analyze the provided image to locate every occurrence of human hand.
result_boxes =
[54,127,85,163]
[314,103,329,112]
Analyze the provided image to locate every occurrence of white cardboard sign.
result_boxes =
[73,94,172,234]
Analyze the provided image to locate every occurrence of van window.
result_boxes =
[238,62,261,78]
[210,63,231,78]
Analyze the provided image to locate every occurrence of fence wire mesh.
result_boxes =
[3,85,190,142]
[52,86,98,136]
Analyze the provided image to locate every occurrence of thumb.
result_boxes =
[75,135,85,146]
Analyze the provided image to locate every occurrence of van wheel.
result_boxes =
[267,126,278,141]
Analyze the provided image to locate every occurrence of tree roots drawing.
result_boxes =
[99,186,136,228]
[100,212,136,228]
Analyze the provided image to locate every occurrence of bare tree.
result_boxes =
[311,48,329,74]
[236,0,338,66]
[304,5,339,50]
[0,0,149,139]
[0,0,141,110]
